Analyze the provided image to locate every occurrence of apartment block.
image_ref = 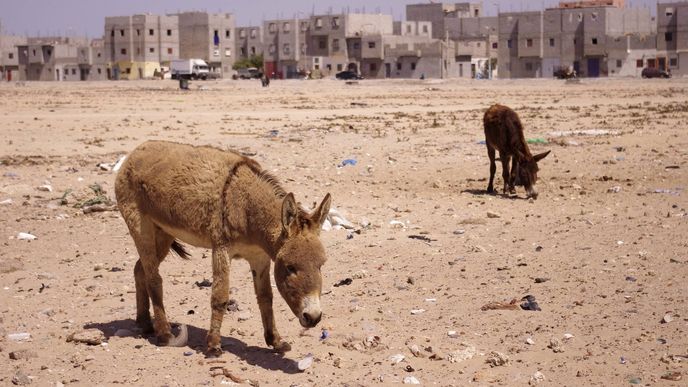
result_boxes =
[234,26,264,62]
[0,34,26,81]
[657,1,688,76]
[17,37,90,81]
[77,38,108,80]
[263,18,305,78]
[178,12,236,75]
[407,2,483,39]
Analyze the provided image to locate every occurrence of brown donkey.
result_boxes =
[483,104,550,199]
[115,141,331,356]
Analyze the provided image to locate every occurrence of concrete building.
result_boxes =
[376,35,455,79]
[17,37,89,81]
[0,34,26,81]
[77,38,109,80]
[104,14,180,80]
[558,0,625,9]
[263,18,305,78]
[178,12,236,76]
[406,2,483,39]
[656,1,688,76]
[234,25,264,64]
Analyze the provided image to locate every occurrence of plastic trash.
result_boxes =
[527,138,547,144]
[520,295,542,311]
[297,353,313,371]
[17,232,37,241]
[338,159,357,168]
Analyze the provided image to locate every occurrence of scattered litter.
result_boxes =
[651,188,682,195]
[195,279,212,288]
[447,330,459,338]
[620,356,627,364]
[525,337,535,345]
[37,184,53,192]
[486,351,510,367]
[389,220,407,229]
[403,376,420,384]
[521,295,542,311]
[448,344,476,363]
[608,186,621,193]
[527,138,547,144]
[112,155,126,172]
[661,313,674,324]
[409,344,422,357]
[453,229,465,235]
[628,377,642,385]
[0,198,12,205]
[389,354,405,364]
[338,159,357,168]
[661,372,682,381]
[267,129,279,137]
[410,309,425,315]
[334,278,352,287]
[320,329,329,340]
[17,232,38,241]
[297,353,314,371]
[326,207,355,230]
[7,332,31,341]
[665,165,680,170]
[477,140,487,145]
[425,298,436,302]
[548,129,618,137]
[563,333,574,340]
[625,276,637,282]
[530,371,546,385]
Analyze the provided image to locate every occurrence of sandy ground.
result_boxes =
[0,77,686,386]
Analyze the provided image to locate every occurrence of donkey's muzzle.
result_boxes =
[302,311,322,328]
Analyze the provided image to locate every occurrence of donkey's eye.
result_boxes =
[286,265,297,275]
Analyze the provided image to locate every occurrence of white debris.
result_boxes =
[389,220,407,229]
[0,198,12,205]
[448,344,476,363]
[112,155,127,172]
[563,333,575,340]
[549,129,619,137]
[530,371,546,385]
[297,353,314,371]
[486,351,510,367]
[526,337,536,345]
[17,232,37,241]
[324,208,355,230]
[8,332,31,341]
[447,330,459,338]
[37,184,53,192]
[403,376,420,384]
[410,309,425,315]
[662,313,674,324]
[389,354,405,364]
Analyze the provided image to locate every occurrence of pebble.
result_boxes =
[410,309,425,315]
[389,354,405,364]
[93,263,105,271]
[237,311,252,322]
[453,229,465,235]
[447,330,459,338]
[403,376,420,384]
[486,211,501,219]
[486,351,509,367]
[37,184,53,192]
[526,337,535,345]
[12,370,32,385]
[0,198,12,205]
[608,186,621,193]
[297,353,313,371]
[66,329,105,345]
[529,371,546,385]
[17,233,37,241]
[563,333,574,340]
[662,313,673,324]
[183,351,193,356]
[9,350,38,360]
[548,338,564,353]
[448,344,476,363]
[8,333,31,342]
[408,344,422,357]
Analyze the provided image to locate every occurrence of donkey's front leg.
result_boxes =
[250,259,291,352]
[207,246,230,356]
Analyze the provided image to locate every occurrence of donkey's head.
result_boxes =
[514,150,551,198]
[274,192,331,328]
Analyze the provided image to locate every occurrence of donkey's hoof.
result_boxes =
[205,346,223,358]
[136,317,154,334]
[156,332,173,346]
[273,341,291,353]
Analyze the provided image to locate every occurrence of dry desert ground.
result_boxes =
[0,77,687,386]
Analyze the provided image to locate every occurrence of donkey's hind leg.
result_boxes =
[500,153,511,194]
[486,145,497,194]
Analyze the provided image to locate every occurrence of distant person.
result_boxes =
[261,73,270,87]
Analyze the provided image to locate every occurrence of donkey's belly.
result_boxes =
[155,220,213,249]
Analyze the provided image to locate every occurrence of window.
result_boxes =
[166,29,172,36]
[239,29,246,38]
[507,39,512,48]
[225,30,230,38]
[315,18,323,28]
[549,38,555,47]
[136,29,140,36]
[670,58,677,67]
[225,48,231,57]
[577,13,583,21]
[120,29,124,37]
[370,63,377,71]
[269,44,276,54]
[71,68,76,75]
[492,42,498,49]
[136,47,140,55]
[591,12,598,21]
[636,59,643,68]
[8,53,14,59]
[269,23,277,33]
[110,30,114,37]
[121,48,127,55]
[411,62,416,70]
[167,48,173,54]
[250,46,256,55]
[525,62,533,71]
[526,39,533,48]
[326,64,332,71]
[665,32,673,42]
[407,25,412,33]
[240,47,247,56]
[283,22,290,32]
[46,48,51,56]
[353,42,361,49]
[665,7,674,17]
[97,68,101,74]
[301,22,309,32]
[337,64,343,71]
[474,9,479,17]
[149,29,154,36]
[283,43,290,54]
[213,49,219,57]
[616,59,622,67]
[301,43,306,54]
[332,17,340,28]
[97,52,101,57]
[368,41,376,49]
[592,37,598,45]
[314,57,319,64]
[477,42,481,47]
[250,29,256,38]
[149,47,155,53]
[396,62,402,70]
[574,38,577,45]
[314,64,320,70]
[319,38,327,49]
[32,49,36,56]
[333,39,340,51]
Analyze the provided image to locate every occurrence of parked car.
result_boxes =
[553,66,577,79]
[641,67,671,78]
[234,67,262,80]
[335,70,363,80]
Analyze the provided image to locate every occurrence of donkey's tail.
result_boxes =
[171,240,191,260]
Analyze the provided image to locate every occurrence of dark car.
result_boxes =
[553,66,576,79]
[641,67,671,79]
[336,71,363,80]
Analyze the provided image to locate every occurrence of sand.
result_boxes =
[0,77,686,386]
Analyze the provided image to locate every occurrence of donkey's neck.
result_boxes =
[225,166,285,258]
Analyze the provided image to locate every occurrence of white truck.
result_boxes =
[170,59,209,80]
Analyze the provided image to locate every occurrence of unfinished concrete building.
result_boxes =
[657,1,688,76]
[0,34,26,81]
[178,12,236,76]
[17,37,90,81]
[558,0,625,9]
[234,26,264,65]
[77,38,109,80]
[263,18,305,78]
[406,2,483,39]
[498,6,654,78]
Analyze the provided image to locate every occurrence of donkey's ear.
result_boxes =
[281,193,298,234]
[533,150,551,162]
[311,193,332,229]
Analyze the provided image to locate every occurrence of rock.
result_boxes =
[351,270,369,279]
[67,329,105,345]
[38,308,55,317]
[93,263,105,271]
[17,233,37,241]
[113,329,133,337]
[661,371,682,381]
[529,371,546,385]
[297,353,313,371]
[662,313,674,324]
[453,229,465,235]
[563,333,574,340]
[8,333,31,342]
[12,370,31,385]
[447,330,459,338]
[608,186,621,193]
[548,338,564,353]
[448,344,476,363]
[389,354,405,364]
[486,211,501,219]
[37,184,53,192]
[403,376,420,384]
[408,344,423,357]
[9,350,38,360]
[410,309,425,315]
[486,351,509,367]
[237,311,252,322]
[525,337,535,345]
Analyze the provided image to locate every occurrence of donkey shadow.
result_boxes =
[461,188,525,200]
[84,319,300,374]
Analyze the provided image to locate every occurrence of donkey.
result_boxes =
[115,140,331,356]
[483,104,551,199]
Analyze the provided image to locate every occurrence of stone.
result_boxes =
[662,313,674,324]
[448,344,476,363]
[9,350,38,360]
[403,376,420,384]
[67,329,105,345]
[525,337,535,345]
[8,333,31,342]
[389,354,405,364]
[237,311,252,322]
[487,211,501,219]
[529,371,546,385]
[548,338,564,353]
[486,351,509,367]
[297,353,313,371]
[408,344,423,357]
[12,370,32,385]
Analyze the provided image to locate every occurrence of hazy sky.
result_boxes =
[1,0,659,38]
